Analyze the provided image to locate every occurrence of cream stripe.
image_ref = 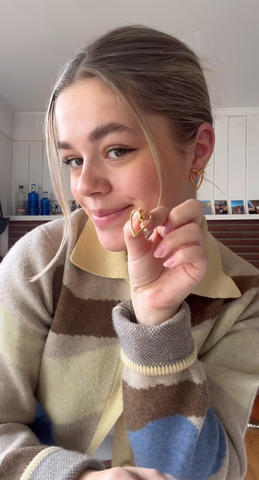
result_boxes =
[61,270,130,302]
[187,415,204,431]
[122,362,203,389]
[37,344,120,423]
[20,447,60,480]
[204,363,258,411]
[120,348,197,376]
[44,332,119,358]
[112,412,134,468]
[86,361,123,456]
[0,304,44,377]
[203,327,259,373]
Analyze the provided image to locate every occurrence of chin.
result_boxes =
[96,230,126,252]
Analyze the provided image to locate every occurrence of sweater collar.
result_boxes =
[71,217,129,280]
[70,216,241,299]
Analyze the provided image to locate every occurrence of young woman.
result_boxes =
[0,25,258,480]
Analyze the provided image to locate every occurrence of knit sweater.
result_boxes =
[0,209,259,480]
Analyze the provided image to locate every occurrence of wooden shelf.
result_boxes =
[206,215,259,220]
[9,215,63,221]
[7,214,259,221]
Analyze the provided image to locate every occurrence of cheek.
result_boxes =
[70,175,81,200]
[70,176,77,195]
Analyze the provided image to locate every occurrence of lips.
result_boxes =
[91,206,131,217]
[90,205,132,227]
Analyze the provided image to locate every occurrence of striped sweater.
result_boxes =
[0,209,259,480]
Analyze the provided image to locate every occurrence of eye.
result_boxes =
[62,157,83,168]
[106,147,134,160]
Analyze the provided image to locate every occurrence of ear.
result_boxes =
[190,123,215,171]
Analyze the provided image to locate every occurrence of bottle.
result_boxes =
[16,185,27,215]
[28,184,39,215]
[41,191,50,215]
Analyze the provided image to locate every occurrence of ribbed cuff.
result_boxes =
[21,447,105,480]
[112,300,196,375]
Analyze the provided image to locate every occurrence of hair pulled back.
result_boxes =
[35,25,212,280]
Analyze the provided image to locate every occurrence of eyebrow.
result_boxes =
[57,122,136,150]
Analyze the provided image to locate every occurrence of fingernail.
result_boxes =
[154,245,165,258]
[161,220,171,236]
[163,257,174,268]
[141,218,154,230]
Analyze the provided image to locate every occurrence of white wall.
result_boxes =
[0,95,14,216]
[0,95,14,257]
[12,108,259,216]
[13,112,54,213]
[196,108,259,213]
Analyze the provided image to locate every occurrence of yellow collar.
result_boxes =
[71,218,128,280]
[70,216,241,299]
[193,216,241,298]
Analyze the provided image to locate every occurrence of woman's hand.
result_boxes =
[123,199,207,326]
[77,467,165,480]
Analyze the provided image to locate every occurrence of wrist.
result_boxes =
[77,470,97,480]
[113,300,195,373]
[133,300,181,326]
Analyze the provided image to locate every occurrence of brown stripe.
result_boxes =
[0,446,46,480]
[231,274,259,295]
[51,284,118,337]
[122,380,208,431]
[186,295,224,327]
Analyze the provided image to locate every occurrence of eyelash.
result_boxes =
[62,145,134,168]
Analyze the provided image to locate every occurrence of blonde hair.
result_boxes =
[32,24,213,280]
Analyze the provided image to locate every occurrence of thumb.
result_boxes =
[123,209,152,258]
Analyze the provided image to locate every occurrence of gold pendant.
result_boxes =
[130,209,152,238]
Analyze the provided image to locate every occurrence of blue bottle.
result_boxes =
[28,184,39,215]
[41,191,50,215]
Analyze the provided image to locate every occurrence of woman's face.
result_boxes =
[55,79,194,251]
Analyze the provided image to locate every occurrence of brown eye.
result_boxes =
[107,148,128,159]
[106,146,135,160]
[63,158,83,168]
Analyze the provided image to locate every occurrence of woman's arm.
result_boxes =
[112,282,259,480]
[0,226,104,480]
[112,199,259,480]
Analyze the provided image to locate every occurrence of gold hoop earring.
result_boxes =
[189,169,204,191]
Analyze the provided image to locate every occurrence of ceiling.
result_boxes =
[0,0,258,112]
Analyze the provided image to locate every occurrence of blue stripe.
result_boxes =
[128,408,226,480]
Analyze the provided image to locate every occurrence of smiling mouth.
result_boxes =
[90,205,132,227]
[91,205,132,218]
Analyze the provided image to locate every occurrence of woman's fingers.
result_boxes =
[159,199,204,237]
[124,199,204,250]
[78,467,166,480]
[125,467,166,480]
[153,222,205,260]
[139,206,169,231]
[163,245,207,280]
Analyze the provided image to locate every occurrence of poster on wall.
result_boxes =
[248,200,259,214]
[200,201,212,215]
[215,201,228,215]
[231,200,244,214]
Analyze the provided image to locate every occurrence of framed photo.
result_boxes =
[247,200,259,214]
[231,201,244,214]
[215,201,228,215]
[200,201,212,215]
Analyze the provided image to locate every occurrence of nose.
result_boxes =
[76,161,111,197]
